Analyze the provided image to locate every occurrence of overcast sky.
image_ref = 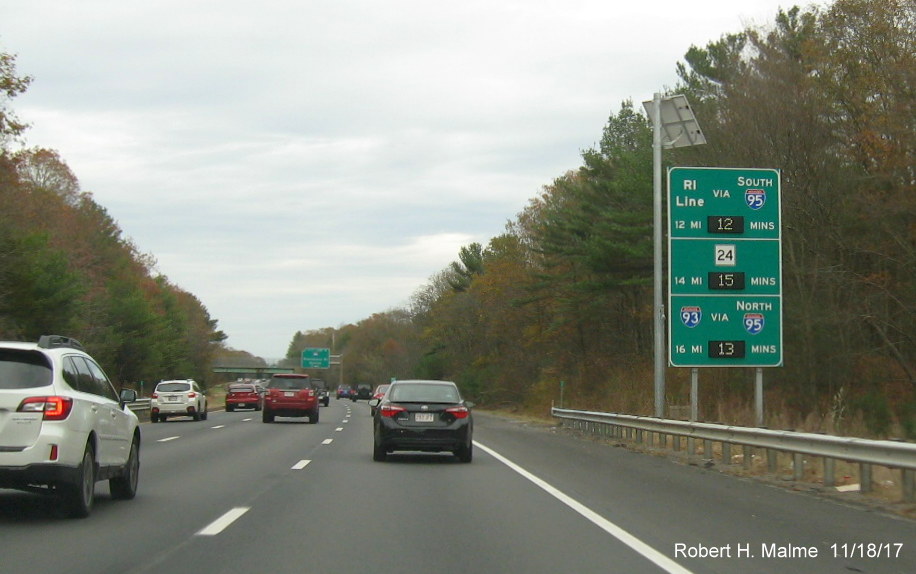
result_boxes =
[2,0,798,360]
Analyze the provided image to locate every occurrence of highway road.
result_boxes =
[1,400,914,574]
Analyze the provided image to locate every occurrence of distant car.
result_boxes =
[351,384,372,401]
[225,383,263,411]
[369,384,390,416]
[0,335,140,518]
[336,385,352,399]
[151,379,208,422]
[313,379,330,406]
[370,380,473,462]
[263,374,319,423]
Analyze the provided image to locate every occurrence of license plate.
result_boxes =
[167,396,179,403]
[284,392,295,397]
[415,413,435,423]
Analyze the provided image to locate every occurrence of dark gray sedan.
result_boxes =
[369,380,473,462]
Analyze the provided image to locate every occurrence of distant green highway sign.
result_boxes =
[301,347,331,369]
[668,167,783,367]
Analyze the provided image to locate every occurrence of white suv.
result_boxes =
[0,335,141,518]
[150,379,208,422]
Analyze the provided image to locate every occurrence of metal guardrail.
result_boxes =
[127,398,151,413]
[551,407,916,503]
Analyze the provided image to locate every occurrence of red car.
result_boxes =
[262,374,319,424]
[369,384,390,416]
[225,383,263,412]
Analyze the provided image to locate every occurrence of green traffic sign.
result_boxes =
[669,167,781,240]
[669,295,782,366]
[669,239,780,295]
[301,347,331,369]
[668,167,783,367]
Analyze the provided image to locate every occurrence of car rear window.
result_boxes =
[269,377,309,390]
[0,349,52,389]
[156,382,191,392]
[388,384,459,403]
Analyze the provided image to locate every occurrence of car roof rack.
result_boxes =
[37,335,85,351]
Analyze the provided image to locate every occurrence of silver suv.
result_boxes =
[151,379,208,422]
[0,335,141,518]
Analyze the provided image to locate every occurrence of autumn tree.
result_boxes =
[0,50,31,145]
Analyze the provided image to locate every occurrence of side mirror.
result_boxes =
[368,398,380,408]
[119,388,138,407]
[465,401,475,409]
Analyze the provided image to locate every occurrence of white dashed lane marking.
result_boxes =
[292,460,311,470]
[197,507,250,536]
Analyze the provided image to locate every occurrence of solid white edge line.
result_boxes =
[473,441,694,574]
[292,459,311,470]
[157,436,180,442]
[197,507,250,536]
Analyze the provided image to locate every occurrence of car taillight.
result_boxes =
[445,406,470,419]
[188,392,198,398]
[18,396,74,421]
[380,404,407,418]
[151,392,159,399]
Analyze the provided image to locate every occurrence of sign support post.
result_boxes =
[643,94,706,418]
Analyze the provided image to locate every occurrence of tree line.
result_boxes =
[284,0,914,438]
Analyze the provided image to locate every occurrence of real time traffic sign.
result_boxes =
[301,347,331,369]
[668,167,783,367]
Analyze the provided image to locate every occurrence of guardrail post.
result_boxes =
[743,445,752,469]
[823,458,836,487]
[767,449,777,473]
[860,463,872,493]
[722,442,731,465]
[903,469,914,503]
[793,453,804,481]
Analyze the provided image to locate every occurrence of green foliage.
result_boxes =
[446,242,484,292]
[850,391,893,437]
[901,401,916,440]
[0,231,84,338]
